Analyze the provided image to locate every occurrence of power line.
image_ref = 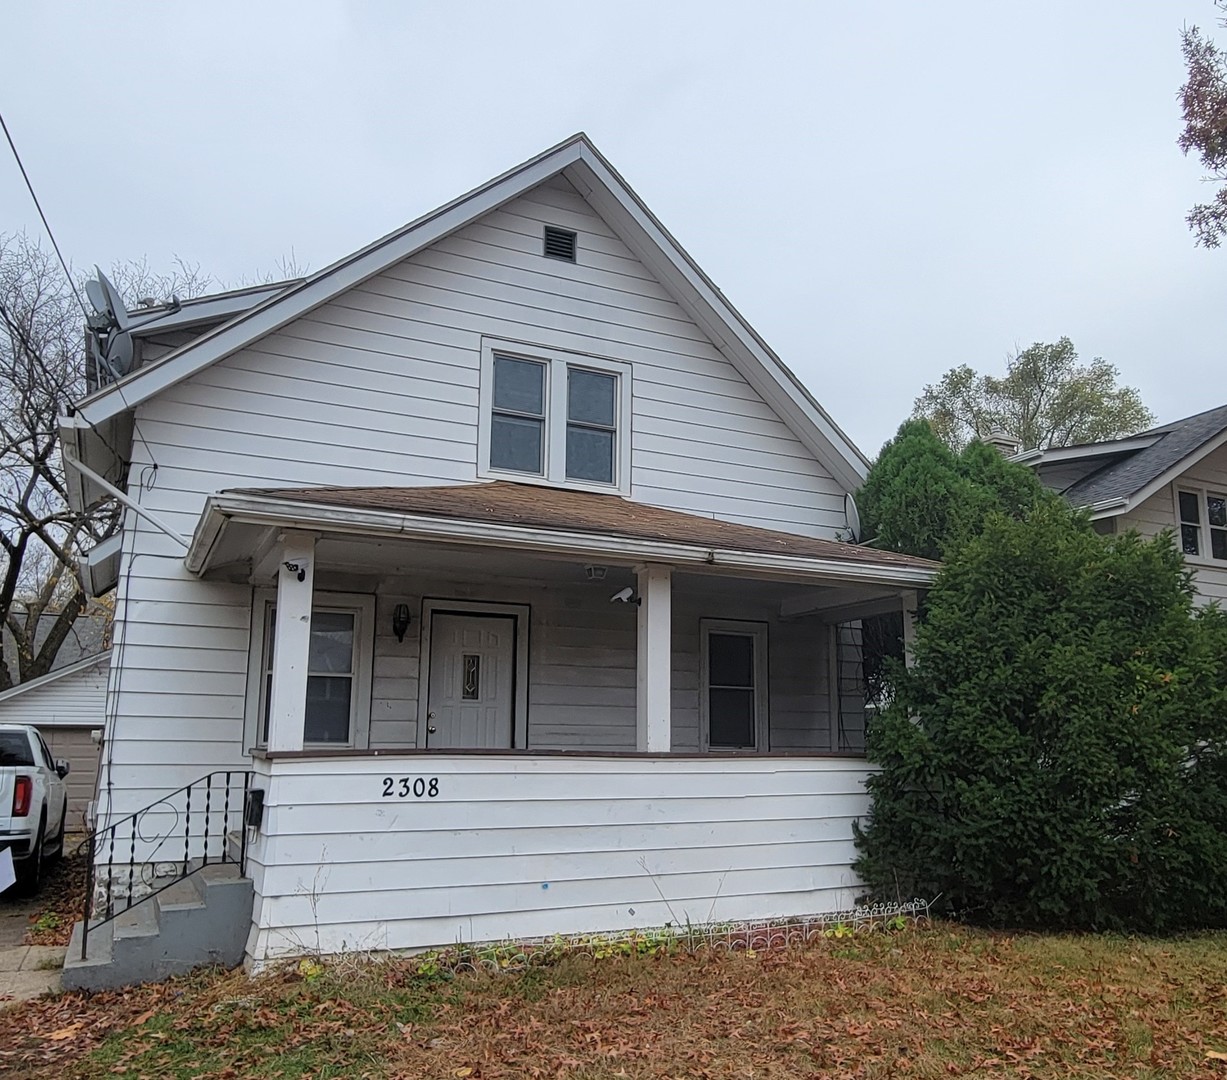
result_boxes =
[0,109,90,323]
[0,109,162,478]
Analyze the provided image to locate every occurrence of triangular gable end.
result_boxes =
[66,134,869,494]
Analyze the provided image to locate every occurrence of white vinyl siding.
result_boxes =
[1114,442,1227,606]
[245,753,874,961]
[0,655,109,728]
[94,173,849,822]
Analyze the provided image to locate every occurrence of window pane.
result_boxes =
[1209,495,1227,528]
[305,676,352,742]
[709,633,755,688]
[1179,490,1201,524]
[568,369,616,427]
[709,688,756,748]
[309,612,354,673]
[1213,529,1227,561]
[1182,524,1201,556]
[493,356,544,415]
[565,425,614,483]
[491,414,544,474]
[0,732,34,766]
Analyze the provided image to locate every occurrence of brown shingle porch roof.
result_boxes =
[228,482,937,572]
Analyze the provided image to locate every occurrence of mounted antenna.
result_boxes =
[844,492,862,543]
[83,267,137,386]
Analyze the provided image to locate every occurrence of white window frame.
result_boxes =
[1174,485,1227,564]
[478,338,632,496]
[699,619,769,753]
[244,589,376,752]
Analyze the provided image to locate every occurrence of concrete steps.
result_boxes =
[63,863,253,991]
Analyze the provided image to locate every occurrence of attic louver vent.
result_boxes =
[543,226,577,262]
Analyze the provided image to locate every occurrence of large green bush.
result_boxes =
[858,419,1050,560]
[854,501,1227,931]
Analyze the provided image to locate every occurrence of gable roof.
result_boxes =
[0,652,110,705]
[1023,404,1227,514]
[67,134,869,493]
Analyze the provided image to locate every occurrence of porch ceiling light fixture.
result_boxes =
[584,564,608,581]
[392,603,412,642]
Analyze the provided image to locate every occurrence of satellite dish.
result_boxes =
[106,331,135,376]
[97,269,131,331]
[844,492,861,543]
[84,278,108,317]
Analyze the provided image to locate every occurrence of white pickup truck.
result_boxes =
[0,724,69,894]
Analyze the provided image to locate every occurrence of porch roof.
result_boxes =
[187,482,938,587]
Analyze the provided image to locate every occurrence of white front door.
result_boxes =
[426,613,515,748]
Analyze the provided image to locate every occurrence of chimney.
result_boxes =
[983,430,1021,456]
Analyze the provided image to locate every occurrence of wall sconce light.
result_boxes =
[392,603,412,643]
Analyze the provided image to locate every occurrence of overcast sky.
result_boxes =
[3,1,1220,457]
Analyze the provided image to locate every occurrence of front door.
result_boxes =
[426,613,515,748]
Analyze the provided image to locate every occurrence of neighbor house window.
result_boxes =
[480,340,631,494]
[1178,488,1227,560]
[700,620,768,752]
[246,592,375,749]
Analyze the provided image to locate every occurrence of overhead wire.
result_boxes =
[0,106,161,482]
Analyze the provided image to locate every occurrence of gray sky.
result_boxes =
[3,1,1220,458]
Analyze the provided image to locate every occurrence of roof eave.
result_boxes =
[189,492,937,588]
[69,134,869,492]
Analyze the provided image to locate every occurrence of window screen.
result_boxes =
[263,608,356,744]
[707,632,758,749]
[490,356,546,475]
[565,368,617,484]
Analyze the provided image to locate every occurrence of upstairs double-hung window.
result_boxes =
[1179,488,1227,560]
[481,341,631,494]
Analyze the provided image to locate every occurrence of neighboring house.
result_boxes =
[0,651,108,821]
[1018,405,1227,606]
[60,134,936,975]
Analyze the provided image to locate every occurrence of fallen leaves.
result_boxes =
[0,927,1225,1078]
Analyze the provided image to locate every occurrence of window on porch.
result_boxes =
[247,592,375,750]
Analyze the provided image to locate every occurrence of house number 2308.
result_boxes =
[381,777,440,799]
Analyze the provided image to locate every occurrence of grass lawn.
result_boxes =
[1,925,1226,1078]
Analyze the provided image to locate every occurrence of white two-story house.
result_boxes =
[60,135,935,982]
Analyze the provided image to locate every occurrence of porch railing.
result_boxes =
[80,770,253,961]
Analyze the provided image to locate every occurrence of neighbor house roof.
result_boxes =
[187,482,938,587]
[1020,404,1227,516]
[0,652,110,704]
[63,134,870,496]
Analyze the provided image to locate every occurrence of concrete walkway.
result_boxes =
[0,891,64,1007]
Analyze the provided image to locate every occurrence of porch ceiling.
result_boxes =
[186,481,938,590]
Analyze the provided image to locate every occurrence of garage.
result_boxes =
[38,726,102,825]
[0,652,109,826]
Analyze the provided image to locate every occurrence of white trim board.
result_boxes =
[67,134,869,495]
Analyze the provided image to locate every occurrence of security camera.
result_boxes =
[609,586,636,604]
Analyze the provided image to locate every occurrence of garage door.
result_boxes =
[38,727,101,827]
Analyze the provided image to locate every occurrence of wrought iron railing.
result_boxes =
[80,770,253,961]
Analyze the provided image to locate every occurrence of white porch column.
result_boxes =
[635,563,672,752]
[265,531,316,753]
[900,590,919,669]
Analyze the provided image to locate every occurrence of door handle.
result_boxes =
[428,726,437,734]
[427,711,437,735]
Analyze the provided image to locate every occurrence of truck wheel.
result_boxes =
[17,817,45,896]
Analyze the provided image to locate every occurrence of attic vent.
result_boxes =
[543,226,577,262]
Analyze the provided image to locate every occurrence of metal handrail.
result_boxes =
[80,770,252,961]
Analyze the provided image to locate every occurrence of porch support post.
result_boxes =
[266,531,316,753]
[635,563,672,752]
[900,590,919,669]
